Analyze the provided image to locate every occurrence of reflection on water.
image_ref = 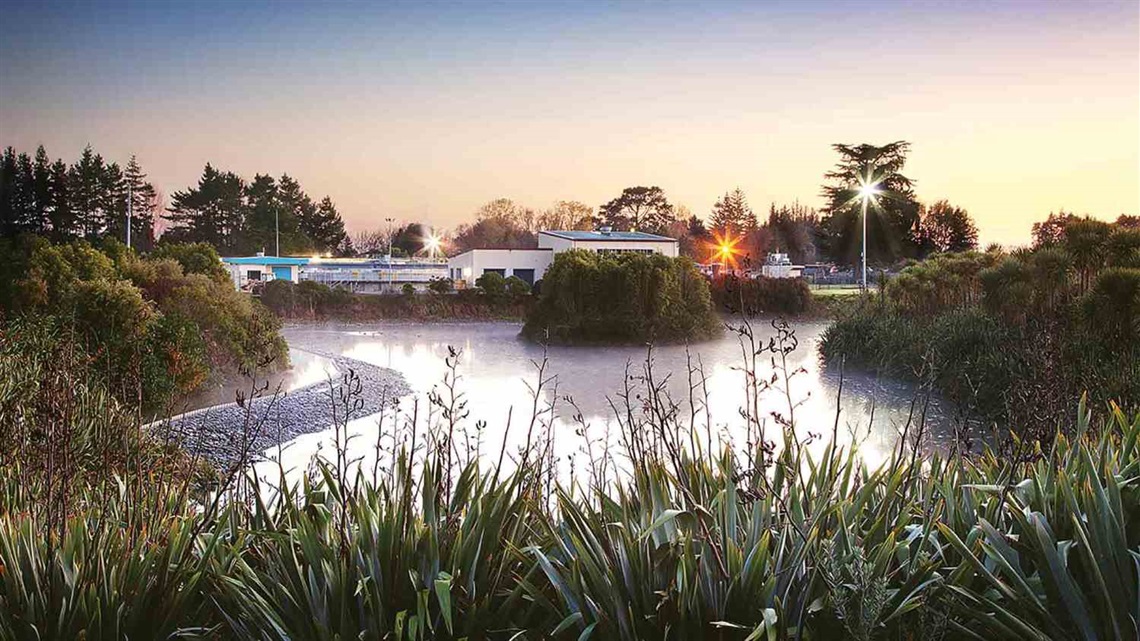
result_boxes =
[268,321,954,477]
[182,349,336,412]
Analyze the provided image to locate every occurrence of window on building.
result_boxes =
[512,268,535,285]
[595,248,654,256]
[484,268,506,276]
[247,270,262,281]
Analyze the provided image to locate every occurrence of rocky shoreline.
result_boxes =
[160,348,411,467]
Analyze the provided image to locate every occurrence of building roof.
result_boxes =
[539,230,677,242]
[221,256,310,266]
[447,247,552,259]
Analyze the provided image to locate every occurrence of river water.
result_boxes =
[259,321,956,479]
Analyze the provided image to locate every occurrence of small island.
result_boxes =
[522,249,721,344]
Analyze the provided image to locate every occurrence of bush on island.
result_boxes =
[428,277,453,295]
[505,275,530,299]
[522,249,720,344]
[475,271,506,299]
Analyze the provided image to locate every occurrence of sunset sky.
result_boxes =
[1,0,1136,245]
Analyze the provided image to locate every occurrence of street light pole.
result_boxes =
[126,183,132,250]
[861,195,868,290]
[275,204,280,256]
[385,217,394,290]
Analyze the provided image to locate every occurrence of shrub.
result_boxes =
[151,242,229,282]
[523,250,720,344]
[402,283,416,297]
[475,271,506,298]
[428,277,454,295]
[505,275,530,298]
[711,274,812,316]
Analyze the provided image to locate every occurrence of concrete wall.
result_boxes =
[447,249,554,287]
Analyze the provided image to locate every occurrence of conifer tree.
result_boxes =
[0,147,16,237]
[301,196,350,255]
[709,188,754,236]
[69,145,108,240]
[47,159,75,241]
[165,163,246,252]
[123,155,159,251]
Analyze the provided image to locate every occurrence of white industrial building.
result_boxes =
[447,230,679,288]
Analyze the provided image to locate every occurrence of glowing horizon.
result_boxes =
[1,0,1136,246]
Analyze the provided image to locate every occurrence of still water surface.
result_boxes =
[262,321,955,478]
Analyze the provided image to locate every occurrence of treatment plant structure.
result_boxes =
[222,229,679,293]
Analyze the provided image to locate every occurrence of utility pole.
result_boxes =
[275,203,280,256]
[385,217,395,290]
[126,183,132,250]
[861,195,868,290]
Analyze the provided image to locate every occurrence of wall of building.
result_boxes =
[447,249,554,287]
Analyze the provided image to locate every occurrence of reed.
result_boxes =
[0,319,1136,640]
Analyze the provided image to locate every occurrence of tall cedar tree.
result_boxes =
[819,141,921,266]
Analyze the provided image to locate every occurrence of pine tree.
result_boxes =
[30,146,51,234]
[11,152,37,235]
[47,159,75,242]
[242,173,280,254]
[709,188,754,236]
[70,145,107,240]
[0,147,15,238]
[300,196,350,255]
[123,155,159,251]
[275,174,313,254]
[100,161,126,242]
[165,163,246,253]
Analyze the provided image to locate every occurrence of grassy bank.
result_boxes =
[0,315,1137,639]
[821,243,1140,430]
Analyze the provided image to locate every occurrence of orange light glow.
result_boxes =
[708,230,742,270]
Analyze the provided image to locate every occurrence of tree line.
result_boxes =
[366,140,984,268]
[0,144,351,257]
[0,145,162,250]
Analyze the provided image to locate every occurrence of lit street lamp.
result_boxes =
[856,175,881,290]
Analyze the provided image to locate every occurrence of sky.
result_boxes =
[1,0,1137,246]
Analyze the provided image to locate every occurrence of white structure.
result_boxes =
[537,230,679,257]
[447,230,679,288]
[222,254,307,291]
[760,252,803,279]
[447,248,552,287]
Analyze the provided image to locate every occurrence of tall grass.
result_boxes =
[0,319,1136,639]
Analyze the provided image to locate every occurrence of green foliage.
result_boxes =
[402,282,416,297]
[823,219,1140,425]
[505,275,530,298]
[0,238,287,412]
[523,249,720,344]
[429,277,454,295]
[0,371,1137,640]
[819,141,921,266]
[475,271,506,298]
[710,274,813,316]
[596,186,676,234]
[151,241,229,281]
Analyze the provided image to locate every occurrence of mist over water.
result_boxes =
[258,321,956,481]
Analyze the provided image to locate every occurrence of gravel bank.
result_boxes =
[163,348,410,467]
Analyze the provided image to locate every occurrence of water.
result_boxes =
[263,321,954,478]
